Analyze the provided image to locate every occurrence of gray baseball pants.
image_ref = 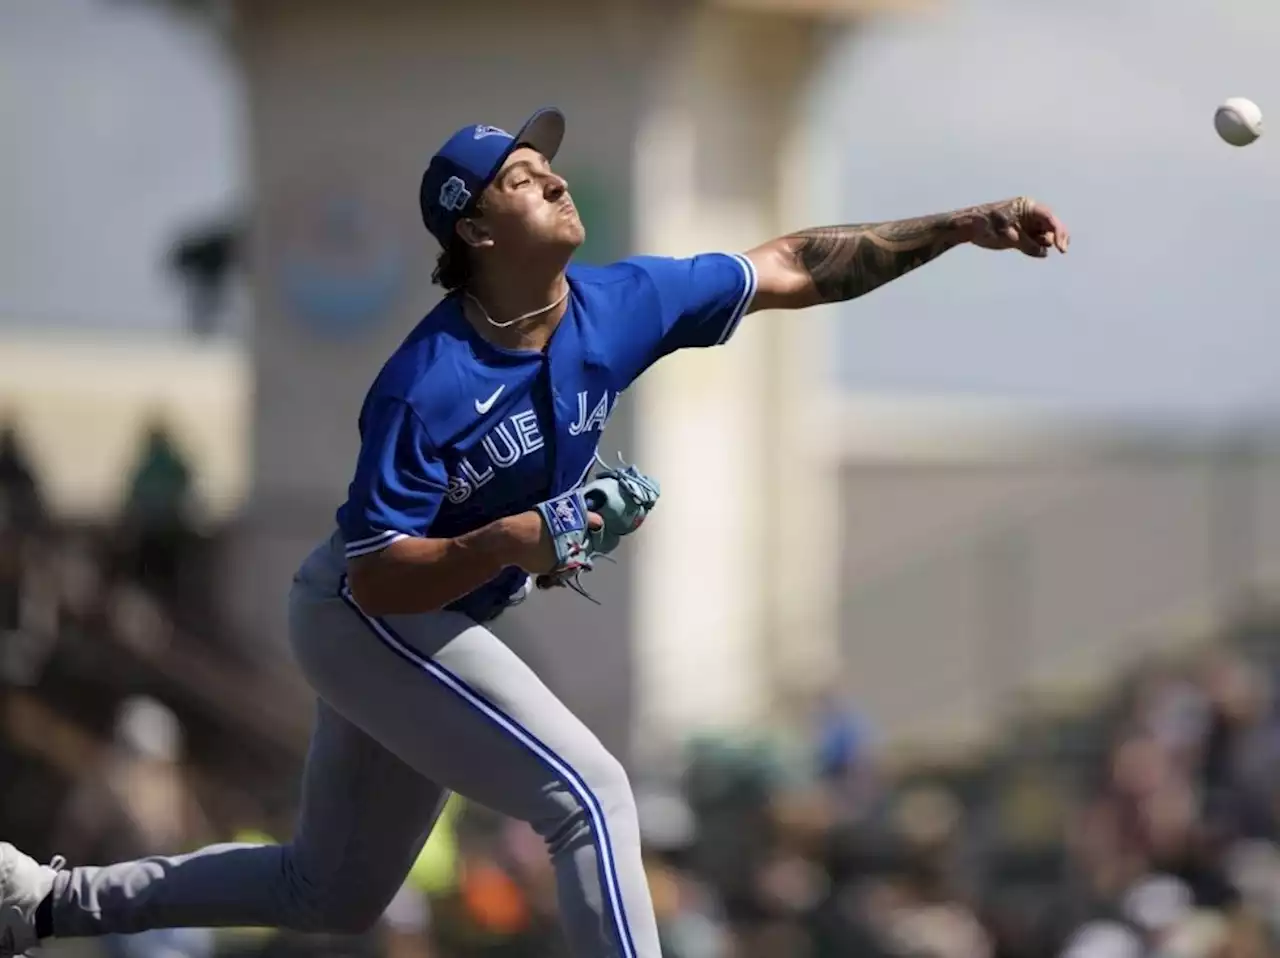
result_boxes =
[47,531,660,958]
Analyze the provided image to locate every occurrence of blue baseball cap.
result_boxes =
[419,107,566,247]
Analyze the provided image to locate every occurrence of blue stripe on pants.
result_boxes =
[339,585,637,958]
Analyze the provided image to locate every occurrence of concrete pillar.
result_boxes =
[631,5,844,751]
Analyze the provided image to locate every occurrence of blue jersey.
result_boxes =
[335,252,758,621]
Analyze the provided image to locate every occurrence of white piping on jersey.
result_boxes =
[719,253,758,345]
[347,529,401,550]
[345,531,408,558]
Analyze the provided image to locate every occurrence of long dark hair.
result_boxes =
[431,239,471,293]
[431,195,486,293]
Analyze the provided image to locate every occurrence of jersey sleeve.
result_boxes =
[606,252,758,383]
[339,398,448,559]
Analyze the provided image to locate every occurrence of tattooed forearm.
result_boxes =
[786,204,995,303]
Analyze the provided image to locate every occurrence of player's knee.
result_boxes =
[589,751,634,809]
[576,748,639,829]
[279,848,395,935]
[289,893,388,936]
[534,748,637,846]
[321,898,389,936]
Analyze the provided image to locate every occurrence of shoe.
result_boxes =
[0,844,63,957]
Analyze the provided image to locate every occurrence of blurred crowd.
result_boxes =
[2,420,1279,958]
[618,630,1280,958]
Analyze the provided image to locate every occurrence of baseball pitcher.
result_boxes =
[0,107,1068,958]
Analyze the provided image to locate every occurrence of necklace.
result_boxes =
[465,284,569,329]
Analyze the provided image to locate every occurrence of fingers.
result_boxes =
[587,512,604,531]
[1016,223,1065,257]
[1038,227,1068,254]
[1026,201,1070,253]
[977,200,1070,256]
[1031,231,1060,256]
[1036,212,1069,253]
[1015,227,1045,257]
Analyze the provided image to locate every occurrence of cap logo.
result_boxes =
[473,124,510,140]
[438,176,473,212]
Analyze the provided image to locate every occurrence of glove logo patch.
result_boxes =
[534,454,659,606]
[543,493,586,536]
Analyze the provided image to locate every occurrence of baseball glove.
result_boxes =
[533,454,661,602]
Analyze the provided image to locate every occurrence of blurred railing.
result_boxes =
[836,430,1280,753]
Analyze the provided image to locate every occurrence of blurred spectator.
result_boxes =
[0,533,22,665]
[877,789,992,958]
[1121,872,1195,952]
[636,783,731,958]
[116,419,197,604]
[53,696,217,958]
[169,221,240,339]
[1196,653,1278,842]
[0,537,59,686]
[0,421,57,684]
[812,690,882,824]
[0,420,46,534]
[1058,921,1144,958]
[53,695,215,866]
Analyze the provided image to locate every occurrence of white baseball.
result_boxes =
[1214,97,1263,147]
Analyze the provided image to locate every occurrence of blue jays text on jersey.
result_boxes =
[335,252,758,621]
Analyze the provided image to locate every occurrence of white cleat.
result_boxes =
[0,844,63,957]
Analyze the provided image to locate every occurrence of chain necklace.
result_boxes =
[465,284,569,329]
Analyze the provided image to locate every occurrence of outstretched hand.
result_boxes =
[965,197,1070,257]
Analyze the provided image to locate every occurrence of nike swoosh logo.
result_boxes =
[475,386,505,414]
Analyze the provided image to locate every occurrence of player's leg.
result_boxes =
[43,699,446,938]
[0,535,451,953]
[301,586,661,958]
[4,536,657,958]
